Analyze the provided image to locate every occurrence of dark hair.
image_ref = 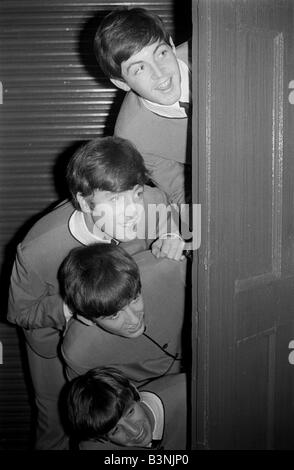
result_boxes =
[59,243,141,321]
[67,367,140,441]
[94,7,171,79]
[66,136,149,210]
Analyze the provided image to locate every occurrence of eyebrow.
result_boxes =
[125,42,168,74]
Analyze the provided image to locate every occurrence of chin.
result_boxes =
[139,433,153,448]
[160,91,181,106]
[117,233,137,242]
[154,84,181,106]
[126,233,138,241]
[114,225,138,242]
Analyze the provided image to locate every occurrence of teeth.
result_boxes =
[157,78,171,90]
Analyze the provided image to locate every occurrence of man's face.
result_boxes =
[106,400,153,447]
[95,294,145,338]
[120,40,181,106]
[89,185,145,241]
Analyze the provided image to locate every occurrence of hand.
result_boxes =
[151,235,186,261]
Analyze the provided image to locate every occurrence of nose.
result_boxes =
[124,194,139,219]
[151,60,164,79]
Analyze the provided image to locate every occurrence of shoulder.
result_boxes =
[143,185,168,206]
[22,200,74,245]
[115,91,142,127]
[18,200,76,266]
[63,319,104,354]
[115,92,156,139]
[62,318,127,368]
[143,373,187,396]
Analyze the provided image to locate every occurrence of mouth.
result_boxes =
[127,318,144,334]
[133,428,145,444]
[124,221,137,231]
[156,77,173,92]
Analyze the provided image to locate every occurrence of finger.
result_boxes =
[160,240,175,259]
[151,239,163,258]
[173,241,185,261]
[177,241,186,260]
[162,240,183,260]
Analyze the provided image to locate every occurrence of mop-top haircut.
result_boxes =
[66,367,140,441]
[66,136,149,210]
[59,243,141,321]
[94,7,171,80]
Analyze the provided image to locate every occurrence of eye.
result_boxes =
[109,426,119,437]
[109,194,120,203]
[131,295,141,306]
[109,312,120,320]
[127,406,135,416]
[158,47,169,59]
[133,64,145,75]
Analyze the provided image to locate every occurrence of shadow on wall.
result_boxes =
[0,140,83,325]
[78,9,125,137]
[0,138,85,450]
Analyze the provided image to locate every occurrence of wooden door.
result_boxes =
[192,0,294,449]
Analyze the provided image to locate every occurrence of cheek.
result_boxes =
[130,77,151,96]
[133,298,144,313]
[92,208,115,230]
[110,434,127,445]
[115,209,127,222]
[136,405,148,420]
[108,321,123,333]
[112,201,128,220]
[169,56,180,70]
[138,299,144,310]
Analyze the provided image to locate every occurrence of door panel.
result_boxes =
[193,0,294,449]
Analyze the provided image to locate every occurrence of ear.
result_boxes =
[169,37,176,54]
[110,78,131,92]
[76,192,91,214]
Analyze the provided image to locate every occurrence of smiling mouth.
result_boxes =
[156,77,172,92]
[128,319,144,333]
[124,222,137,231]
[134,428,145,443]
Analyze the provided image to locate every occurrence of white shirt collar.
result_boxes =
[140,59,190,119]
[62,210,115,327]
[140,391,164,442]
[68,210,113,245]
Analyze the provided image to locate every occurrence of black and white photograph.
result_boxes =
[0,0,294,455]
